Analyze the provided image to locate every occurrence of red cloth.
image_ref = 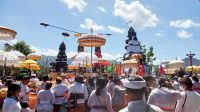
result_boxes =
[159,64,165,75]
[138,64,145,76]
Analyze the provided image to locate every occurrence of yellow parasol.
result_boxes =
[24,64,40,70]
[27,52,41,60]
[21,60,37,65]
[186,65,198,72]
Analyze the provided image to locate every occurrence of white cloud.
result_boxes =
[169,19,200,29]
[107,26,125,34]
[113,0,159,29]
[102,53,123,61]
[80,18,105,31]
[155,32,164,37]
[97,6,107,12]
[31,46,58,56]
[61,0,87,12]
[176,30,193,38]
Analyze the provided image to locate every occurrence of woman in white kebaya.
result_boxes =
[3,83,22,112]
[36,81,55,112]
[88,77,114,112]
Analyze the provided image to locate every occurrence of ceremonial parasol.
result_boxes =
[27,52,41,60]
[0,26,17,40]
[78,33,106,74]
[0,52,20,76]
[9,50,26,61]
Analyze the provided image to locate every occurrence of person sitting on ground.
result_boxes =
[120,75,163,112]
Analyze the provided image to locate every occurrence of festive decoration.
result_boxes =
[123,27,141,60]
[51,42,68,72]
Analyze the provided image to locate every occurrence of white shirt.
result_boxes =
[148,87,181,111]
[120,100,163,112]
[36,90,55,112]
[175,91,200,112]
[19,83,30,102]
[3,97,22,112]
[68,82,88,104]
[88,89,114,112]
[30,78,40,84]
[52,84,69,104]
[106,81,115,96]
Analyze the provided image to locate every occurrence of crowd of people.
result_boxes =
[0,71,200,112]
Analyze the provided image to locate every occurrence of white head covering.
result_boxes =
[122,76,146,89]
[61,73,67,76]
[31,74,36,77]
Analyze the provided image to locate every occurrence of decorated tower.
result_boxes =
[123,27,141,60]
[53,42,68,72]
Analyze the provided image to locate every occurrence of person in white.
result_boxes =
[61,73,70,86]
[30,73,40,84]
[88,76,114,112]
[19,76,32,102]
[52,77,69,104]
[119,75,163,112]
[106,75,115,96]
[37,75,49,92]
[175,75,200,112]
[3,83,22,112]
[36,81,55,112]
[148,78,181,112]
[68,75,88,112]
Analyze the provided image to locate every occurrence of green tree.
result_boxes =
[12,41,32,56]
[147,46,155,64]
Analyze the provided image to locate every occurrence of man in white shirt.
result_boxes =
[52,77,69,104]
[148,77,181,112]
[19,76,32,102]
[175,75,200,112]
[120,75,163,112]
[68,75,88,112]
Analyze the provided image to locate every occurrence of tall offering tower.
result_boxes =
[53,42,68,72]
[123,27,141,60]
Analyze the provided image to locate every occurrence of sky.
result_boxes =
[0,0,200,64]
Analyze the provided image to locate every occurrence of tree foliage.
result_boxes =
[12,41,32,56]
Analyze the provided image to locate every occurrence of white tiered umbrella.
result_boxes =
[9,50,26,61]
[0,52,20,66]
[73,52,98,65]
[0,52,20,76]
